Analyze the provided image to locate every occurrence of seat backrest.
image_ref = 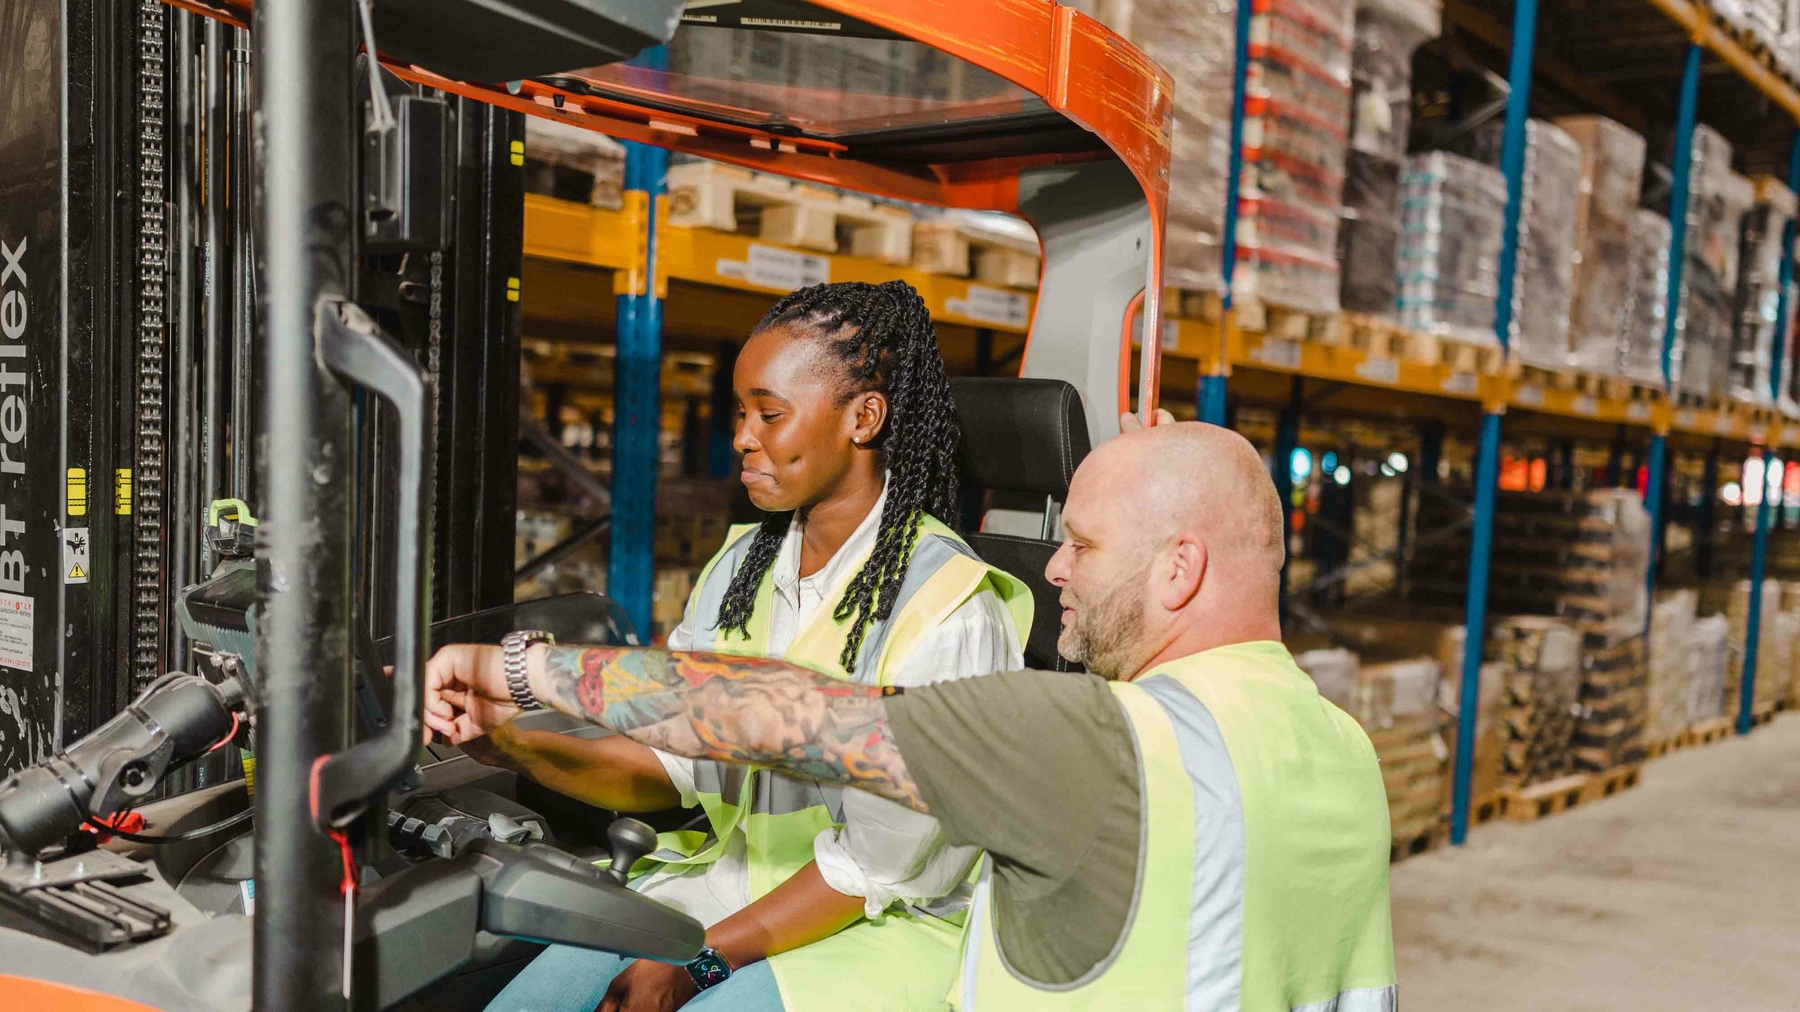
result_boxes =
[949,377,1091,671]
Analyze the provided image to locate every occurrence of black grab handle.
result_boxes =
[310,299,435,830]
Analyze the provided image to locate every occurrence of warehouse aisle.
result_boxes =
[1391,714,1800,1010]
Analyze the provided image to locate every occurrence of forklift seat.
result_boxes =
[949,378,1092,672]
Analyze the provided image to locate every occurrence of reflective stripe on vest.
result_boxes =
[960,643,1397,1011]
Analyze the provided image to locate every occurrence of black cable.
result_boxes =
[86,806,253,846]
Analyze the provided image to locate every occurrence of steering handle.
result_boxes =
[310,299,435,829]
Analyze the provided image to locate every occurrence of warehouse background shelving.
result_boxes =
[507,0,1800,862]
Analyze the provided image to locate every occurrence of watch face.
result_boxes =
[688,950,731,989]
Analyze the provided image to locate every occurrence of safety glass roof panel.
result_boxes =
[544,24,1102,165]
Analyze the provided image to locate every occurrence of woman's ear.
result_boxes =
[852,391,889,446]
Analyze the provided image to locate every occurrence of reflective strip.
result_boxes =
[1137,673,1248,1012]
[691,761,750,801]
[845,532,977,682]
[1291,985,1399,1012]
[756,770,845,822]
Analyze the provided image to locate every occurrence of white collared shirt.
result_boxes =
[641,483,1023,926]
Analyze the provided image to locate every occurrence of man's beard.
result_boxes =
[1058,571,1147,680]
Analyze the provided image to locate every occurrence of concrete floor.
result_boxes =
[1392,713,1800,1010]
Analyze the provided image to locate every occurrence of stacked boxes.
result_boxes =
[1556,116,1648,374]
[524,115,626,210]
[1093,0,1238,294]
[1728,178,1797,405]
[1437,626,1506,805]
[1713,0,1784,54]
[1295,646,1359,712]
[1619,211,1674,385]
[1490,617,1582,788]
[1235,0,1359,315]
[1397,153,1509,344]
[1457,120,1584,368]
[1572,637,1649,771]
[1352,658,1445,846]
[1674,127,1747,400]
[1337,0,1441,315]
[1647,591,1698,743]
[1725,579,1796,713]
[1688,614,1733,723]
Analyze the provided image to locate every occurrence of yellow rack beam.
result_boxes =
[1641,0,1800,123]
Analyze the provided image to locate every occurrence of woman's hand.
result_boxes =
[421,643,517,745]
[596,958,699,1012]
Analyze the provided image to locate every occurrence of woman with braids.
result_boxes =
[482,280,1033,1012]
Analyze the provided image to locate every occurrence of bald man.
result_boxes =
[426,420,1397,1011]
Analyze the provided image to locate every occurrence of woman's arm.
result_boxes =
[706,860,865,968]
[461,723,681,813]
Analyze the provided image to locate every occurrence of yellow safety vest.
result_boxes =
[959,642,1397,1011]
[651,515,1033,1012]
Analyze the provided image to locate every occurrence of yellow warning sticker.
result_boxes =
[509,140,525,166]
[506,276,521,302]
[67,468,87,516]
[115,469,133,515]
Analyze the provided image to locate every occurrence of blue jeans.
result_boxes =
[485,944,785,1012]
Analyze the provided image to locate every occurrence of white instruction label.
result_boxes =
[1514,385,1544,407]
[1250,338,1302,370]
[1714,413,1735,435]
[745,244,830,292]
[1627,402,1652,423]
[1355,357,1400,385]
[63,528,88,584]
[945,285,1030,328]
[1441,371,1478,396]
[0,594,32,672]
[1573,396,1598,417]
[1676,409,1698,429]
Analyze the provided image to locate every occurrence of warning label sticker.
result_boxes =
[63,528,88,584]
[0,594,32,672]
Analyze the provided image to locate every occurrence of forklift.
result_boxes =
[0,1,1173,1008]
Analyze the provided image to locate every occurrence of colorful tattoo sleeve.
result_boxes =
[536,646,927,812]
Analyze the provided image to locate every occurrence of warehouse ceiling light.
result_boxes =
[1334,465,1351,486]
[1291,447,1313,482]
[1387,451,1409,473]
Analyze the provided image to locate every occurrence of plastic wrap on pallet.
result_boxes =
[1397,151,1508,344]
[1353,656,1440,728]
[1727,579,1791,712]
[1687,613,1731,722]
[1456,119,1583,367]
[1556,116,1648,375]
[1648,590,1698,741]
[1727,178,1797,405]
[1672,130,1749,400]
[1438,625,1505,803]
[524,115,626,209]
[1618,210,1673,385]
[1490,616,1582,788]
[1094,0,1237,292]
[1338,0,1439,315]
[1295,646,1359,712]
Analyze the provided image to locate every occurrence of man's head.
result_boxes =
[1044,421,1285,679]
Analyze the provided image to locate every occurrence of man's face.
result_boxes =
[1045,464,1152,680]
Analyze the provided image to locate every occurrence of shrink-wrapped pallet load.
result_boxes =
[1437,626,1505,805]
[1688,613,1732,723]
[1726,579,1793,713]
[1397,152,1509,344]
[1491,616,1582,788]
[1647,590,1698,743]
[1673,127,1747,400]
[1728,178,1798,405]
[1354,658,1445,847]
[1618,210,1673,384]
[1338,0,1440,315]
[1573,637,1648,771]
[1092,0,1237,295]
[524,115,626,210]
[1557,116,1648,375]
[1294,646,1359,713]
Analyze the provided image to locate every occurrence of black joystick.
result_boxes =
[605,817,657,885]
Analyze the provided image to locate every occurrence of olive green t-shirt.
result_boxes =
[886,668,1142,986]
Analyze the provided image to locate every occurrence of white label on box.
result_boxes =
[1627,402,1652,423]
[1251,338,1302,370]
[63,528,88,584]
[1677,409,1697,429]
[0,594,32,672]
[945,285,1030,328]
[1441,371,1478,396]
[741,244,830,292]
[1714,413,1735,435]
[715,258,748,281]
[1573,395,1598,417]
[1515,385,1544,407]
[1355,356,1399,385]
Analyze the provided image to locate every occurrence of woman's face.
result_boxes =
[733,325,886,512]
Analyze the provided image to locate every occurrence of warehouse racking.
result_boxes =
[515,0,1800,855]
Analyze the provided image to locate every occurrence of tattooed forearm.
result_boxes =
[533,646,928,812]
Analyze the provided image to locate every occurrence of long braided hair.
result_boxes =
[714,280,961,670]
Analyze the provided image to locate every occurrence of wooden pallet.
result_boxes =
[912,216,1040,289]
[1239,301,1341,342]
[1173,287,1225,324]
[1751,702,1777,727]
[1704,5,1787,81]
[666,161,915,263]
[1390,819,1448,864]
[1501,763,1642,822]
[1683,717,1735,747]
[1469,791,1506,828]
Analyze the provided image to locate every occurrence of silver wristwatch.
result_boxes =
[501,630,555,711]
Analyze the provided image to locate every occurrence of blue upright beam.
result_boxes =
[1452,0,1538,846]
[607,48,671,638]
[1741,446,1774,734]
[1202,0,1255,425]
[1773,128,1800,405]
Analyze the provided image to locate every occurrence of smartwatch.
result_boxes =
[685,947,732,991]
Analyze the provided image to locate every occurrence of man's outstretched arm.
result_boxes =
[423,642,928,812]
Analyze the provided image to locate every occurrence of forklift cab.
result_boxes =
[0,2,1172,1008]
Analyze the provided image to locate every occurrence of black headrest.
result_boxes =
[963,532,1080,672]
[950,378,1091,500]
